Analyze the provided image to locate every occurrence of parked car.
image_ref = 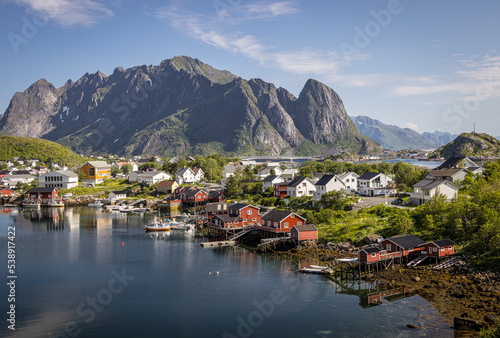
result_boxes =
[63,193,73,197]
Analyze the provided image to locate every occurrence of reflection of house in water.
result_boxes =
[361,287,414,308]
[332,279,414,309]
[22,208,65,231]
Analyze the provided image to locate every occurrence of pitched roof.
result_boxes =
[360,247,382,254]
[192,167,202,174]
[357,172,381,180]
[208,191,225,198]
[258,166,279,174]
[28,187,57,193]
[139,171,167,178]
[206,202,226,212]
[431,238,457,247]
[416,179,458,191]
[437,157,468,170]
[158,180,176,187]
[293,224,317,232]
[281,169,298,175]
[263,175,282,182]
[261,209,293,222]
[182,188,205,196]
[213,214,243,223]
[86,161,110,168]
[111,190,128,195]
[43,170,78,178]
[287,176,311,188]
[315,174,336,186]
[175,167,191,176]
[428,168,464,178]
[338,171,359,180]
[386,234,425,249]
[229,202,255,210]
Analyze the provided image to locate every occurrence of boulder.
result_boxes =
[484,314,498,324]
[363,234,381,244]
[454,317,483,331]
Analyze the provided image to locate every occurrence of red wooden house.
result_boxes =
[273,183,288,198]
[381,234,425,257]
[259,209,306,234]
[208,214,246,229]
[28,187,58,200]
[208,191,226,202]
[228,203,261,225]
[291,224,318,241]
[0,187,15,196]
[421,239,456,258]
[206,202,228,220]
[180,188,208,206]
[358,247,384,263]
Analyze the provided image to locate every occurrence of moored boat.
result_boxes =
[22,200,41,208]
[144,219,171,231]
[46,200,65,207]
[88,200,104,208]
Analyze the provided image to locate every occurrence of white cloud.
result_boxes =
[405,122,419,131]
[156,4,371,86]
[7,0,113,27]
[244,1,299,18]
[390,55,500,98]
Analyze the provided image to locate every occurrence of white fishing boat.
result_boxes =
[88,200,104,208]
[46,200,65,207]
[22,200,41,208]
[170,223,194,231]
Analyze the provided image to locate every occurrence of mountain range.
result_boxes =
[351,115,457,150]
[0,56,380,157]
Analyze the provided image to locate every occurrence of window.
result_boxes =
[371,253,376,257]
[284,222,288,228]
[252,218,256,221]
[247,210,252,215]
[297,222,302,226]
[441,248,445,251]
[448,246,452,250]
[386,244,391,251]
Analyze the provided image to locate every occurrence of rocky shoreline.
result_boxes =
[260,240,499,333]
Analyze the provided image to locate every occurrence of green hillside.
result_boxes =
[0,135,84,167]
[431,132,500,158]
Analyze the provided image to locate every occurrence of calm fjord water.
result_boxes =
[1,207,453,338]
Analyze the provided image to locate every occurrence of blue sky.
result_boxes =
[1,0,500,136]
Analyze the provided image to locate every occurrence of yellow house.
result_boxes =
[78,161,111,183]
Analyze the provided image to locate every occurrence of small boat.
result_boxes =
[22,200,41,208]
[175,213,190,222]
[144,219,171,231]
[46,200,65,207]
[170,223,194,231]
[88,200,104,208]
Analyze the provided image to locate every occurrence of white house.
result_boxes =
[192,167,205,182]
[175,167,196,185]
[281,168,299,182]
[357,172,393,196]
[138,171,171,186]
[312,174,346,204]
[255,165,283,180]
[286,176,316,198]
[108,190,127,200]
[409,179,459,205]
[337,172,359,193]
[39,170,79,189]
[0,174,36,189]
[425,168,468,183]
[262,175,285,192]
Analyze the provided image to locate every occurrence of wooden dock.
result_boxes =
[200,240,235,248]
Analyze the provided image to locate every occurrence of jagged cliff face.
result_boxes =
[0,56,379,156]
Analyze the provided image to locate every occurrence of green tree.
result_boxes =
[224,175,240,198]
[318,190,350,210]
[77,171,86,183]
[122,164,133,175]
